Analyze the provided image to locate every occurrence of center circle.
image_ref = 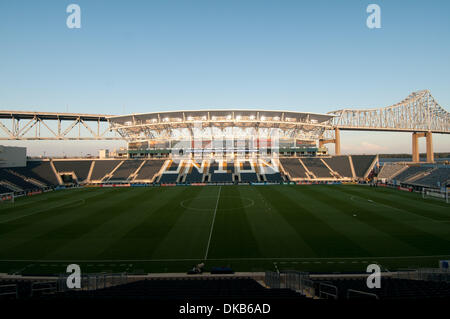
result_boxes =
[180,196,254,211]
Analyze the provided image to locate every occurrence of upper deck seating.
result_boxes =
[323,156,353,178]
[0,169,41,191]
[377,163,406,180]
[9,161,59,186]
[109,160,143,181]
[135,160,164,181]
[301,158,333,178]
[90,160,121,181]
[393,166,434,182]
[351,155,377,178]
[412,167,450,188]
[53,160,93,182]
[279,158,308,179]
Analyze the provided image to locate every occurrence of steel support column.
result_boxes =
[426,131,434,163]
[335,127,341,155]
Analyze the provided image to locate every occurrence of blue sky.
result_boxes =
[0,0,449,156]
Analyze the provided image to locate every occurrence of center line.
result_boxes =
[204,186,221,260]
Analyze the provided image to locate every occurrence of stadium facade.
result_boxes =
[107,110,334,159]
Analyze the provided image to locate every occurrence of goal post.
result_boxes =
[422,187,449,203]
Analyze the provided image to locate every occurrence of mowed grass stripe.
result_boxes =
[0,188,150,259]
[255,186,370,258]
[330,186,450,253]
[43,187,168,259]
[289,186,423,257]
[244,186,317,258]
[0,188,104,225]
[0,187,91,215]
[207,186,262,259]
[339,185,450,221]
[334,186,450,242]
[151,186,222,260]
[0,188,119,254]
[359,186,449,210]
[109,187,205,259]
[0,184,448,274]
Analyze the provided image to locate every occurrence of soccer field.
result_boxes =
[0,184,449,275]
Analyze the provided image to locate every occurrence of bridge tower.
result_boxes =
[412,131,434,163]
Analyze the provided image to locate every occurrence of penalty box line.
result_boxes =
[204,186,221,260]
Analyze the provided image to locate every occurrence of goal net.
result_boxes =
[422,188,449,203]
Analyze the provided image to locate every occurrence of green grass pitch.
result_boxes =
[0,184,449,275]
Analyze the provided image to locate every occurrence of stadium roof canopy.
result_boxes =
[107,110,335,142]
[107,110,334,127]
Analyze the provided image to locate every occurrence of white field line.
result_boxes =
[2,254,450,263]
[204,186,221,260]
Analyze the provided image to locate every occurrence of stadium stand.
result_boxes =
[411,167,450,188]
[393,166,433,183]
[34,278,305,300]
[184,163,205,183]
[240,172,259,183]
[108,160,142,181]
[279,158,308,179]
[9,161,59,186]
[351,155,377,178]
[90,160,122,181]
[264,172,283,183]
[301,158,333,178]
[312,277,450,300]
[165,160,181,172]
[53,160,93,182]
[323,156,353,178]
[135,160,164,181]
[209,160,234,183]
[158,160,182,183]
[159,173,179,183]
[0,185,14,194]
[377,162,407,180]
[0,169,41,191]
[210,173,233,183]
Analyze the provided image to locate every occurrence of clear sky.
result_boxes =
[0,0,449,156]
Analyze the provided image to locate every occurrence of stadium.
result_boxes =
[0,90,450,302]
[2,1,450,308]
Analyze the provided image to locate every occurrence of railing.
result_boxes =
[417,268,450,283]
[57,272,129,292]
[347,289,379,300]
[0,283,18,299]
[31,281,58,297]
[318,282,338,299]
[264,271,312,296]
